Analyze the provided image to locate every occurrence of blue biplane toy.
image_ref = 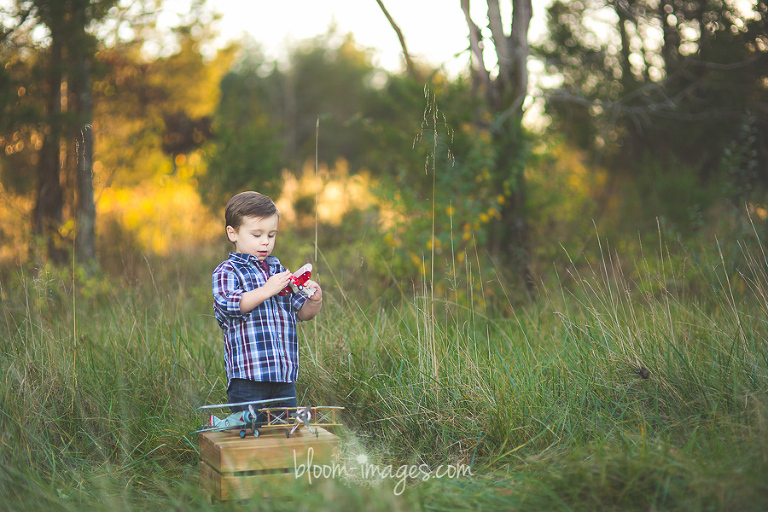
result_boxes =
[192,398,343,439]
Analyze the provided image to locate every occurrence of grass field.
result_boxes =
[1,233,767,511]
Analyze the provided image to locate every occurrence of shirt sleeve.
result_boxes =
[291,291,309,316]
[212,265,244,318]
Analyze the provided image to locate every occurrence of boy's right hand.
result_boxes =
[238,271,293,314]
[263,271,293,297]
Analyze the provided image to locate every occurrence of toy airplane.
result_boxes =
[257,405,344,437]
[278,263,315,298]
[192,401,344,439]
[192,398,286,438]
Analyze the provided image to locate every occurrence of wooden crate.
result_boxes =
[199,426,341,501]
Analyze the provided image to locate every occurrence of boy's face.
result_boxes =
[226,214,279,261]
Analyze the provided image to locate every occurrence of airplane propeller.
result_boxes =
[248,404,259,437]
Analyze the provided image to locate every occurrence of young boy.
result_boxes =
[212,191,322,414]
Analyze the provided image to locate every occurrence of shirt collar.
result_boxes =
[229,253,279,267]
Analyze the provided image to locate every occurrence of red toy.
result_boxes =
[278,263,315,297]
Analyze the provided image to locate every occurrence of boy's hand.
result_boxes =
[237,270,299,314]
[297,279,322,321]
[303,280,322,302]
[263,271,293,297]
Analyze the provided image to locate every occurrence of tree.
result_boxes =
[0,0,226,265]
[378,0,535,291]
[34,1,67,263]
[0,1,67,263]
[200,31,380,207]
[0,0,117,264]
[536,0,768,212]
[69,0,98,263]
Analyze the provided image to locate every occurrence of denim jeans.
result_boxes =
[227,378,297,423]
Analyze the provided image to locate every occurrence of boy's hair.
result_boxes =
[225,191,279,233]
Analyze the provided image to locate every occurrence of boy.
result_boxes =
[212,191,322,414]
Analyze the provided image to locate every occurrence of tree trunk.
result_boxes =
[489,117,533,293]
[34,9,66,264]
[70,0,96,264]
[487,0,534,293]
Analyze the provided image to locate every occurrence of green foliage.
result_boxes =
[289,32,377,166]
[199,50,286,204]
[631,154,718,234]
[94,23,234,188]
[362,84,535,307]
[536,0,768,198]
[721,112,763,209]
[200,30,382,207]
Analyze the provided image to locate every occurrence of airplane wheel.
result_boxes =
[253,429,260,438]
[239,429,246,438]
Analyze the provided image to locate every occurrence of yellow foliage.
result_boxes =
[0,183,33,264]
[384,233,399,248]
[98,174,220,256]
[275,158,376,227]
[748,202,768,220]
[528,139,608,240]
[59,219,75,239]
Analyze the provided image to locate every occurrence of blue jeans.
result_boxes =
[227,379,297,423]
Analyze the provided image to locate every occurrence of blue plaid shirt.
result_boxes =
[212,253,308,387]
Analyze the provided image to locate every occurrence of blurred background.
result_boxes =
[0,0,766,308]
[2,3,768,509]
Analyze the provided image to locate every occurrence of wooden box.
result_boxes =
[199,426,341,501]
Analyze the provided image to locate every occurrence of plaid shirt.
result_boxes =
[212,253,308,386]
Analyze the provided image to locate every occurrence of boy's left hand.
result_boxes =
[303,280,322,301]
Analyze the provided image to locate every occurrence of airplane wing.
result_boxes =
[191,406,259,435]
[192,404,344,437]
[191,423,239,435]
[308,406,344,426]
[196,397,286,410]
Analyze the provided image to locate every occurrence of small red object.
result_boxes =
[278,263,313,296]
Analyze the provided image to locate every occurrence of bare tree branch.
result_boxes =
[487,0,512,82]
[461,0,492,98]
[374,0,419,81]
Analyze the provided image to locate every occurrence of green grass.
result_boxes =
[1,234,767,511]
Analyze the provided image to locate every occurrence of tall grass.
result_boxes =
[1,227,767,510]
[300,227,768,510]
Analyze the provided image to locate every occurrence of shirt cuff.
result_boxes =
[291,292,309,317]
